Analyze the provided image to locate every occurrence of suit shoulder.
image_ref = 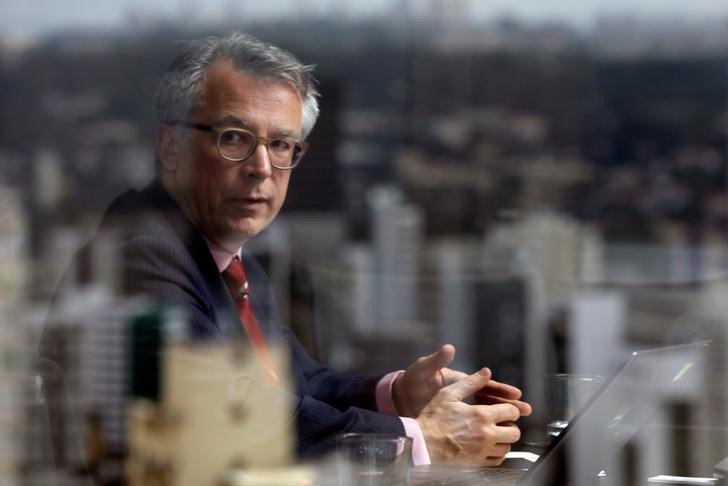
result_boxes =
[98,187,179,241]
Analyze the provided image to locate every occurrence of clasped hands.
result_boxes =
[392,344,532,466]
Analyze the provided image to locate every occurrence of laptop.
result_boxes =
[411,341,710,485]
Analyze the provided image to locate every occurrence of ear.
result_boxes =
[156,124,179,172]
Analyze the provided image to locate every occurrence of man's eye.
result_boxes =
[220,130,248,145]
[269,139,293,151]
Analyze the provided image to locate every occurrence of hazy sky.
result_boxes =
[3,0,728,36]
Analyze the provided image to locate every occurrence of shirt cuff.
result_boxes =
[375,371,404,415]
[376,371,431,466]
[401,417,431,466]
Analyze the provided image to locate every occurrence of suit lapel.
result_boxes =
[140,179,244,340]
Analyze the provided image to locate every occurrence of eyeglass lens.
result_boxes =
[218,129,302,167]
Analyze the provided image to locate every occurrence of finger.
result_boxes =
[486,443,512,457]
[476,395,533,417]
[484,454,509,467]
[443,367,492,401]
[483,422,521,446]
[477,379,523,400]
[494,422,521,444]
[439,368,467,387]
[478,402,520,424]
[513,400,532,417]
[412,344,456,378]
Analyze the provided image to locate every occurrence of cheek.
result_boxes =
[273,173,291,204]
[270,190,287,215]
[188,158,225,198]
[176,151,204,186]
[203,175,232,214]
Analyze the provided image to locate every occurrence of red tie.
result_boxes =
[222,256,280,387]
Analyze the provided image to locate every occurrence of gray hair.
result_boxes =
[154,32,320,139]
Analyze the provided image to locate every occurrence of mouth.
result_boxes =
[228,196,269,208]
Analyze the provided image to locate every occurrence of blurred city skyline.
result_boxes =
[1,3,727,482]
[4,0,728,38]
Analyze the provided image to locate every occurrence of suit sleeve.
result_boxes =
[280,328,406,457]
[294,393,405,458]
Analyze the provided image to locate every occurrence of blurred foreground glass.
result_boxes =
[336,433,412,486]
[546,374,604,440]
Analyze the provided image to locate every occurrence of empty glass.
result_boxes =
[336,433,412,486]
[546,373,605,440]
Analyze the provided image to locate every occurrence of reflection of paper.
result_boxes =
[127,342,295,486]
[505,451,540,463]
[223,465,317,486]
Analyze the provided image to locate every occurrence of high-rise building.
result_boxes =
[369,185,422,330]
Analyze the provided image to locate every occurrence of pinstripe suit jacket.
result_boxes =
[97,178,404,457]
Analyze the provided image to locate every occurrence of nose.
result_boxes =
[242,143,273,179]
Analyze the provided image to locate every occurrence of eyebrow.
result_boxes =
[212,114,300,139]
[212,114,248,128]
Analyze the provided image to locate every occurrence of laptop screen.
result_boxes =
[522,341,710,485]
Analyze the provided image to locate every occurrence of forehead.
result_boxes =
[196,61,302,128]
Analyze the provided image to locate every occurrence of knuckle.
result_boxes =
[436,392,454,405]
[478,427,493,443]
[478,407,494,423]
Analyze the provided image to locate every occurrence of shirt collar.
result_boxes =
[203,236,242,273]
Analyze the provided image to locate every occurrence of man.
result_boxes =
[48,32,531,465]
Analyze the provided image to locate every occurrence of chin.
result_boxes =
[230,222,264,240]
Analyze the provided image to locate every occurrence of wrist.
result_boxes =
[416,415,452,464]
[392,372,421,418]
[392,372,411,417]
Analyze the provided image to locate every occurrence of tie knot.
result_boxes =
[223,257,249,300]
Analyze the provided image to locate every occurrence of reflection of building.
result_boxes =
[0,184,28,312]
[39,291,140,481]
[0,183,36,483]
[689,281,728,473]
[0,325,28,486]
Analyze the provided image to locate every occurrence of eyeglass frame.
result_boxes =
[164,120,309,170]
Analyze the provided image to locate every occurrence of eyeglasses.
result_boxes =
[166,120,308,170]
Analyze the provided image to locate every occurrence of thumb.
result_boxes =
[444,367,492,402]
[414,344,456,376]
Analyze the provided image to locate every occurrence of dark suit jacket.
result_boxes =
[45,178,404,458]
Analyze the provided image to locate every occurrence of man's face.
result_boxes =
[158,61,303,252]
